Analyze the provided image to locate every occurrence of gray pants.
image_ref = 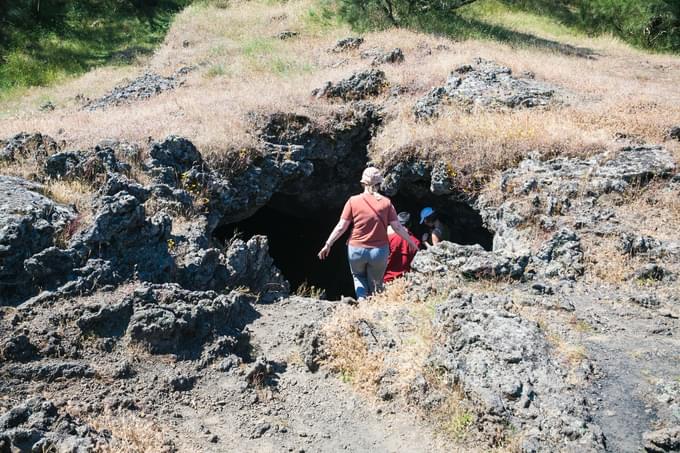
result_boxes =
[347,245,389,299]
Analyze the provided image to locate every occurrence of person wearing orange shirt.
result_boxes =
[318,168,418,300]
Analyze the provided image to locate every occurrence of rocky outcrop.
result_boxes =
[644,426,680,453]
[414,58,558,119]
[124,284,254,356]
[0,398,107,452]
[428,292,606,451]
[313,69,387,101]
[331,37,363,52]
[196,103,381,227]
[411,242,527,280]
[361,47,405,65]
[530,228,584,280]
[480,145,677,256]
[0,176,74,304]
[84,72,184,111]
[44,145,130,182]
[0,132,58,163]
[145,135,203,186]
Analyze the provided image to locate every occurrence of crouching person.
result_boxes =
[384,212,420,283]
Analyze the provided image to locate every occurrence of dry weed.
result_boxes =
[582,236,639,283]
[46,179,94,212]
[88,412,174,453]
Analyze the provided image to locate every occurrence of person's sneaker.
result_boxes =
[340,296,358,306]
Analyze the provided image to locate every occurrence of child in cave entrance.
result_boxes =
[317,168,418,301]
[419,207,451,247]
[384,212,420,284]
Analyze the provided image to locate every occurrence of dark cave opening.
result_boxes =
[215,191,494,301]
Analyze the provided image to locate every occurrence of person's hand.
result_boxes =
[318,244,331,260]
[407,240,418,254]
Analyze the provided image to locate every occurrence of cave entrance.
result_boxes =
[214,190,493,301]
[390,193,494,251]
[216,199,354,300]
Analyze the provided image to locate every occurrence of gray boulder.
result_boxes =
[145,135,203,186]
[0,335,38,362]
[224,235,290,301]
[331,37,363,52]
[411,242,526,280]
[429,293,605,451]
[361,47,404,65]
[313,69,387,101]
[667,126,680,141]
[414,58,557,119]
[125,284,254,356]
[44,146,129,182]
[72,191,173,282]
[532,228,584,280]
[0,176,74,304]
[100,172,150,200]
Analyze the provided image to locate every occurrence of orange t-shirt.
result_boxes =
[341,193,398,248]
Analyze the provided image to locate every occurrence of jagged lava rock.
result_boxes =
[0,397,108,452]
[414,58,558,119]
[0,132,58,163]
[313,69,387,101]
[429,293,606,451]
[84,72,182,110]
[125,284,254,355]
[0,176,74,304]
[331,37,363,52]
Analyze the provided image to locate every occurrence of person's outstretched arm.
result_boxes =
[389,220,418,253]
[318,219,350,260]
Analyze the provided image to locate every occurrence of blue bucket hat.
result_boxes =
[420,207,435,224]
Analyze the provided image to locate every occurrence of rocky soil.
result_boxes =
[1,33,679,452]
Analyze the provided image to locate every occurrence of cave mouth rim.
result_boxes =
[214,191,495,300]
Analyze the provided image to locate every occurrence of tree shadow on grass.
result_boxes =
[412,12,598,58]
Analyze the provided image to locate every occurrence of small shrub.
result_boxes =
[206,64,227,78]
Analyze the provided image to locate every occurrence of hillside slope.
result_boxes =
[0,1,679,452]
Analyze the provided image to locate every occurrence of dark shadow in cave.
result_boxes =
[216,196,355,301]
[215,190,493,301]
[390,193,494,251]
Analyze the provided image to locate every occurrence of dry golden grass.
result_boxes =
[88,412,173,453]
[323,278,434,394]
[0,0,677,185]
[582,235,640,283]
[322,278,521,449]
[46,180,94,211]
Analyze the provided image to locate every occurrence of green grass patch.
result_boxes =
[242,37,277,57]
[206,63,228,78]
[0,1,190,92]
[329,0,679,54]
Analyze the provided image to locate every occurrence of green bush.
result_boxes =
[577,0,680,51]
[0,0,191,92]
[334,0,680,53]
[337,0,480,29]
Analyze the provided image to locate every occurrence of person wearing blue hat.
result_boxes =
[419,207,450,247]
